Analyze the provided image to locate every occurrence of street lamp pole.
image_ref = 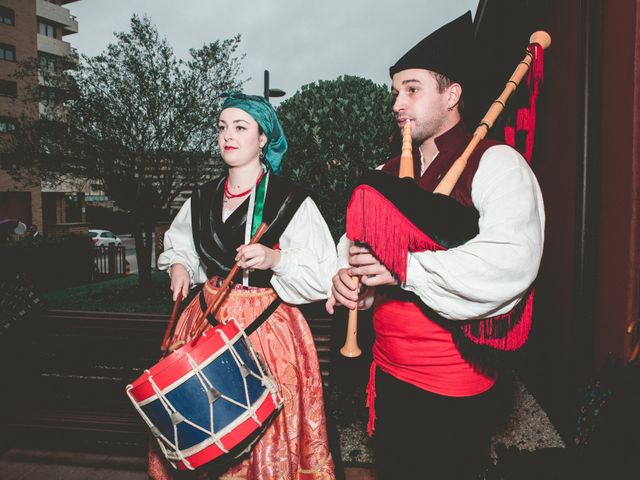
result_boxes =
[263,70,286,102]
[263,69,270,100]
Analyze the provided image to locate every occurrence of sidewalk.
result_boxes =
[0,449,376,480]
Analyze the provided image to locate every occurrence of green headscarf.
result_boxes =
[221,92,288,175]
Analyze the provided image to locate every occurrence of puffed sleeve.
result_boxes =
[157,198,208,285]
[270,197,338,304]
[403,145,545,320]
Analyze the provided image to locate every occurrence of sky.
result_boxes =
[67,0,479,104]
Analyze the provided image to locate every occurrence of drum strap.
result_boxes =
[198,290,282,336]
[245,298,282,336]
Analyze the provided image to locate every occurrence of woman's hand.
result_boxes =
[170,263,190,301]
[235,244,281,271]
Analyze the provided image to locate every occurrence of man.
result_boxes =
[24,224,40,239]
[327,11,545,479]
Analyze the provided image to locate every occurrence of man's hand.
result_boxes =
[326,244,395,314]
[326,267,359,314]
[235,244,281,271]
[348,245,398,287]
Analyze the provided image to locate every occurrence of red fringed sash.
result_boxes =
[460,288,534,351]
[346,184,444,283]
[346,183,534,353]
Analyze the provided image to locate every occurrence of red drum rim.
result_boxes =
[173,391,280,470]
[128,320,243,403]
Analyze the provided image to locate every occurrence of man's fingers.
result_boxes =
[333,277,358,301]
[326,295,336,314]
[349,253,378,267]
[349,245,370,255]
[349,264,387,277]
[361,273,389,287]
[336,269,356,290]
[332,287,357,310]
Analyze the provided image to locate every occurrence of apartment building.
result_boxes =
[0,0,79,232]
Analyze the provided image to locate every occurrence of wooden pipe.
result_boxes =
[341,122,414,358]
[340,277,362,358]
[398,121,414,178]
[434,31,552,195]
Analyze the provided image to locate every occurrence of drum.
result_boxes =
[126,318,283,471]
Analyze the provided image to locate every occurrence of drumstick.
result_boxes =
[160,292,183,353]
[186,222,269,343]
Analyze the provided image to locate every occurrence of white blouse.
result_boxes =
[338,144,545,320]
[157,196,337,305]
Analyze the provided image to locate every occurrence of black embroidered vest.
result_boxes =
[190,174,308,287]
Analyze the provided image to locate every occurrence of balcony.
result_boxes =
[36,0,79,35]
[37,34,72,58]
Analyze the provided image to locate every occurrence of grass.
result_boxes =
[42,270,174,314]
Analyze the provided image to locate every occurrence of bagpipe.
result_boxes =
[126,224,284,471]
[341,31,551,366]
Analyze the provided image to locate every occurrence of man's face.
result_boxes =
[391,69,450,145]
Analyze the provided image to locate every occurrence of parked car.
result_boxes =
[89,229,122,247]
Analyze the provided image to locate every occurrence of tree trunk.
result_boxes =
[133,219,154,290]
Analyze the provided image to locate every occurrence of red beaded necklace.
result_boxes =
[224,169,266,199]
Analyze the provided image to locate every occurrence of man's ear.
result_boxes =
[448,83,462,110]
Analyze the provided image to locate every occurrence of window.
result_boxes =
[0,79,17,97]
[39,54,56,73]
[38,20,55,38]
[40,88,57,106]
[0,44,15,62]
[0,7,15,26]
[0,117,17,133]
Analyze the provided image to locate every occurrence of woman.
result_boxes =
[152,93,337,479]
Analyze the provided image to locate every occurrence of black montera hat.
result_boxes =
[389,11,473,87]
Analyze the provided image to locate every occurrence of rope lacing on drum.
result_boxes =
[184,352,230,454]
[236,319,282,405]
[216,328,265,425]
[125,383,182,470]
[146,374,195,470]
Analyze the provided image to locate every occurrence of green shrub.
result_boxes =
[0,235,94,292]
[278,76,396,239]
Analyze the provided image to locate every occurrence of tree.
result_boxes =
[277,76,397,239]
[3,15,245,289]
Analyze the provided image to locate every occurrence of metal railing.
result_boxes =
[93,245,126,276]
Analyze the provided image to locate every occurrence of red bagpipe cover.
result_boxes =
[346,170,533,357]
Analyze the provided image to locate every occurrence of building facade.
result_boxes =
[0,0,79,232]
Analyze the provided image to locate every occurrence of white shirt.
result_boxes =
[337,144,545,320]
[158,196,337,305]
